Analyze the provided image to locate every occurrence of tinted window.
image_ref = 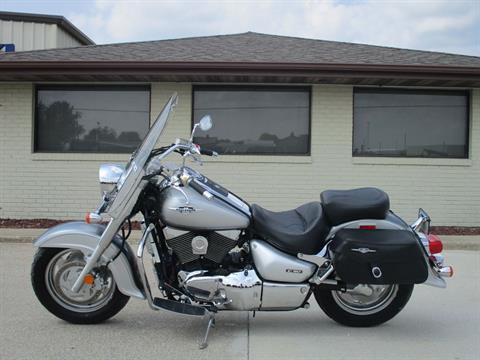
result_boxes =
[35,86,150,153]
[353,89,469,158]
[193,87,310,155]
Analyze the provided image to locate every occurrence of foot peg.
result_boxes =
[199,313,216,349]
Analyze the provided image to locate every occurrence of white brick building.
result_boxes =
[0,31,479,227]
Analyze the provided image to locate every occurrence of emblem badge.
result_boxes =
[286,269,303,273]
[351,247,377,254]
[169,206,200,214]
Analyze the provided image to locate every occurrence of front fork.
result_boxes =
[71,218,123,292]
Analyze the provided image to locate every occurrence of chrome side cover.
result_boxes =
[34,222,145,299]
[261,282,310,310]
[181,269,262,310]
[180,269,310,311]
[251,240,316,283]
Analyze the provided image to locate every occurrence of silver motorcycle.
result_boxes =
[31,94,453,348]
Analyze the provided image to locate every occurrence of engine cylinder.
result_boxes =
[164,228,238,264]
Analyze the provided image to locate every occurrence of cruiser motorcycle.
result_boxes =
[31,94,453,348]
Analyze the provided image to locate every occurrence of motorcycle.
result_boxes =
[31,94,453,348]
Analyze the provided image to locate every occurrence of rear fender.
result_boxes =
[326,217,405,240]
[34,221,145,299]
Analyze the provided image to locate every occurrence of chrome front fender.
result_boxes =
[34,222,145,299]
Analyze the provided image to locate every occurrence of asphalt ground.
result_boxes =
[0,244,478,360]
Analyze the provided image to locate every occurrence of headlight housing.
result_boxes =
[99,163,124,198]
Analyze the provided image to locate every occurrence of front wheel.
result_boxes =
[32,248,130,324]
[314,283,414,327]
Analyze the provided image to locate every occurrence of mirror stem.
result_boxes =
[190,124,199,143]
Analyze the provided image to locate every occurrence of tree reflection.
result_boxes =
[83,126,117,151]
[37,101,84,151]
[37,101,143,152]
[194,132,308,155]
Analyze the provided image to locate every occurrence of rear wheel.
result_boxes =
[314,283,414,327]
[32,248,130,324]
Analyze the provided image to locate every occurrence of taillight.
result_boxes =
[428,234,443,254]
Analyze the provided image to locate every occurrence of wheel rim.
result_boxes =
[331,284,398,316]
[45,249,115,313]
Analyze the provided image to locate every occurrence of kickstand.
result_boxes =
[199,313,216,349]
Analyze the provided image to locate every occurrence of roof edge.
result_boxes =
[0,61,478,74]
[0,11,94,45]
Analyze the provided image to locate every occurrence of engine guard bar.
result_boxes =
[135,223,212,315]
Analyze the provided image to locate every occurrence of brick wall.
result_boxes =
[0,83,478,226]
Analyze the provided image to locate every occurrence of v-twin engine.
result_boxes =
[178,269,310,311]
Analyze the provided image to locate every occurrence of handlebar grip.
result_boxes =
[189,179,214,200]
[199,148,216,156]
[189,179,206,194]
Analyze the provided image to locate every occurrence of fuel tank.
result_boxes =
[158,186,250,231]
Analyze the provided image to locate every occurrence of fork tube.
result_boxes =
[71,218,121,292]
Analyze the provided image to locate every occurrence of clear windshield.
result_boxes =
[127,93,178,172]
[107,93,177,217]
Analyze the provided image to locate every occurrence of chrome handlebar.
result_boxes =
[97,140,215,215]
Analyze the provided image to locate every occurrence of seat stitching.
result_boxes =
[294,209,308,231]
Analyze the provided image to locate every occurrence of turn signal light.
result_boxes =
[83,274,95,285]
[428,234,443,254]
[439,266,454,278]
[85,212,102,224]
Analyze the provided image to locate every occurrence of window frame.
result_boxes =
[352,87,471,159]
[33,84,152,154]
[191,85,312,156]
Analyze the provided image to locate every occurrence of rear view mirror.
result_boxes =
[199,115,213,131]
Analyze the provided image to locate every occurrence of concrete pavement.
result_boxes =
[0,243,479,360]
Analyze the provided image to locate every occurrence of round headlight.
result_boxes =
[99,163,124,196]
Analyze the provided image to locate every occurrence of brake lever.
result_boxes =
[183,150,203,166]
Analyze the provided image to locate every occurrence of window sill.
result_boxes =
[204,155,312,164]
[32,153,130,162]
[352,157,472,167]
[31,153,312,164]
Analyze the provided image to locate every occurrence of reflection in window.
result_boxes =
[35,86,150,153]
[193,87,310,155]
[353,89,469,158]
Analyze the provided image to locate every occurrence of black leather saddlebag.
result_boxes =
[330,229,428,284]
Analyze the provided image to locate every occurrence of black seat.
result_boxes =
[251,202,330,255]
[320,187,390,226]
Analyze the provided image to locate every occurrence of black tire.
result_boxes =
[314,284,414,327]
[31,248,130,324]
